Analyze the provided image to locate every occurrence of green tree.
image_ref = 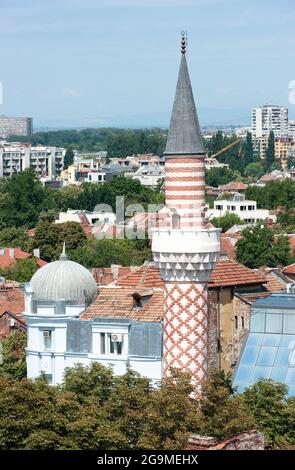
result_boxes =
[244,162,265,180]
[33,221,87,262]
[0,331,27,380]
[138,370,202,450]
[269,235,292,267]
[69,238,151,269]
[0,169,45,228]
[0,258,39,282]
[0,227,31,252]
[266,131,275,168]
[205,167,240,187]
[245,131,254,165]
[236,225,274,268]
[242,380,289,448]
[210,213,243,233]
[64,145,75,169]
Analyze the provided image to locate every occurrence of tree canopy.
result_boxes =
[236,225,293,268]
[0,362,294,450]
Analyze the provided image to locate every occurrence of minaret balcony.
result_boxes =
[151,227,220,282]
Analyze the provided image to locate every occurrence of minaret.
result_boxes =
[152,34,220,390]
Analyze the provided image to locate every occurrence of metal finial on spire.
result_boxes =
[181,31,187,54]
[60,241,68,261]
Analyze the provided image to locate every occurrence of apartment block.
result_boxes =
[0,142,65,178]
[252,105,288,138]
[0,116,33,138]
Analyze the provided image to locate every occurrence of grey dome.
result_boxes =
[30,255,97,305]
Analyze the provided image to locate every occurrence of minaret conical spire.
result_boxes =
[164,33,204,156]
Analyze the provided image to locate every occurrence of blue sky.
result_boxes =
[0,0,294,128]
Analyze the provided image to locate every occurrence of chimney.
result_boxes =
[9,248,14,259]
[111,264,121,280]
[33,248,40,258]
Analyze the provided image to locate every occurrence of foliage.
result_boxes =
[0,169,47,229]
[245,179,295,210]
[205,167,240,187]
[241,380,290,448]
[64,145,75,169]
[210,213,243,233]
[198,370,254,440]
[33,221,87,262]
[0,361,294,450]
[69,237,151,269]
[8,128,167,156]
[244,162,265,180]
[266,131,275,168]
[0,331,27,380]
[0,258,39,283]
[236,225,292,268]
[0,227,31,252]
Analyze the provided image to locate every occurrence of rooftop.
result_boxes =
[81,286,163,322]
[0,247,47,270]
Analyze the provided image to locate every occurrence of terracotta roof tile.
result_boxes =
[94,260,266,291]
[0,284,25,315]
[0,247,47,269]
[81,287,164,322]
[282,262,295,275]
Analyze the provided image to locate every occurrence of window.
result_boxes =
[235,316,238,329]
[99,333,124,356]
[109,335,123,355]
[241,316,245,329]
[100,333,106,354]
[216,205,223,210]
[43,330,52,351]
[231,206,236,211]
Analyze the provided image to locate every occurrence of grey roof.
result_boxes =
[30,255,97,305]
[164,53,205,157]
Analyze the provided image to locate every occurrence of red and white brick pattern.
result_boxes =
[163,281,208,385]
[165,157,205,228]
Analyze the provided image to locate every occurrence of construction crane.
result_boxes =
[210,139,242,159]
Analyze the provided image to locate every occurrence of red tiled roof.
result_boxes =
[81,286,163,322]
[219,182,248,191]
[220,234,238,261]
[236,291,272,304]
[115,264,164,288]
[92,267,134,286]
[254,268,288,292]
[0,248,47,269]
[106,260,267,289]
[209,260,266,287]
[282,262,295,275]
[0,284,25,315]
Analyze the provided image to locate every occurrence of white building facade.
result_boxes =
[206,193,276,224]
[0,116,33,138]
[0,142,65,178]
[252,104,288,138]
[25,249,162,385]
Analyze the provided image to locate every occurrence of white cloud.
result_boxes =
[60,87,83,97]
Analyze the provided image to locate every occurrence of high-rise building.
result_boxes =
[0,115,33,138]
[289,120,295,142]
[151,34,220,390]
[0,142,65,178]
[251,105,288,138]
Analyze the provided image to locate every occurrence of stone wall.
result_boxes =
[207,289,219,370]
[188,430,265,450]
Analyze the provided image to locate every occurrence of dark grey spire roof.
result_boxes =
[164,53,205,156]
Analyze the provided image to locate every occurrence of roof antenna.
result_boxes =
[60,241,68,261]
[181,31,187,55]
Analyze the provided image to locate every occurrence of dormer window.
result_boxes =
[132,292,152,310]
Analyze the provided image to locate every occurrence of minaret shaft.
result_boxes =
[152,35,220,390]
